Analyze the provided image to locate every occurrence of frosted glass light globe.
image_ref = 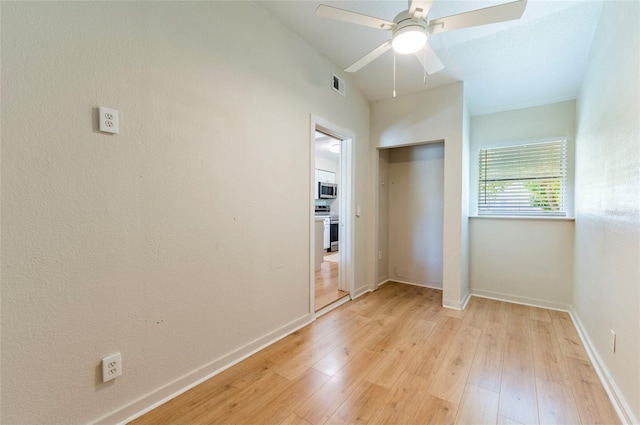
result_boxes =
[392,27,427,54]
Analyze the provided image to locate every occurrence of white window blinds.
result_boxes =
[478,140,568,216]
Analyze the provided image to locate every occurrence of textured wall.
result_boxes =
[469,101,576,307]
[0,2,370,423]
[469,218,575,307]
[574,1,640,422]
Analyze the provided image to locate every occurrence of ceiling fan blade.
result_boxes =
[428,0,527,34]
[409,0,434,21]
[414,43,444,74]
[345,40,392,73]
[316,5,395,31]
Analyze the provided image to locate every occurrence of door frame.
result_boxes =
[309,114,355,318]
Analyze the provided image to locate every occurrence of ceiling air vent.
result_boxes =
[332,73,346,97]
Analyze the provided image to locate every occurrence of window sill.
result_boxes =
[469,215,575,221]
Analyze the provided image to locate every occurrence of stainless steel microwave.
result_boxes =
[318,182,337,199]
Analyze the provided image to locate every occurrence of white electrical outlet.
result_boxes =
[378,250,383,260]
[99,107,119,134]
[610,330,616,353]
[102,353,122,382]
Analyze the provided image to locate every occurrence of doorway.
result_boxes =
[309,115,354,316]
[376,142,445,291]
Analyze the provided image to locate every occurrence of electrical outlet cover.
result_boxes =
[99,107,119,134]
[102,352,122,382]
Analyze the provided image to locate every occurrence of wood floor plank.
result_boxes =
[251,368,331,425]
[529,306,552,322]
[312,315,394,376]
[564,355,621,424]
[536,378,582,425]
[505,303,532,337]
[454,383,499,425]
[460,296,490,330]
[324,380,388,425]
[294,349,385,425]
[498,332,539,425]
[368,371,430,424]
[429,325,482,405]
[484,298,510,325]
[497,414,524,425]
[531,319,570,386]
[366,319,436,389]
[279,413,313,425]
[406,326,456,383]
[467,320,507,393]
[272,312,370,380]
[549,310,589,360]
[182,370,291,424]
[413,395,457,425]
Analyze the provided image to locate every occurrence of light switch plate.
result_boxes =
[99,107,119,134]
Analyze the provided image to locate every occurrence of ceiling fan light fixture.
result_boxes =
[392,26,427,54]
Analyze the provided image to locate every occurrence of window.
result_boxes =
[478,140,568,216]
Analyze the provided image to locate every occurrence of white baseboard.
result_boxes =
[377,276,389,286]
[470,288,569,311]
[352,285,371,299]
[315,295,351,318]
[376,278,390,288]
[388,277,443,291]
[93,313,313,425]
[443,291,471,311]
[569,307,637,425]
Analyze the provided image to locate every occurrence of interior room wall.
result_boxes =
[468,100,576,308]
[387,143,444,288]
[370,82,469,309]
[573,1,639,422]
[0,2,370,424]
[377,149,390,284]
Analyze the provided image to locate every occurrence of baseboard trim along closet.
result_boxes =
[470,288,569,311]
[443,291,471,311]
[387,277,443,291]
[569,307,637,425]
[352,285,371,299]
[315,295,351,318]
[93,313,314,425]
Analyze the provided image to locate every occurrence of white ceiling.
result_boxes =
[315,131,341,161]
[257,0,603,115]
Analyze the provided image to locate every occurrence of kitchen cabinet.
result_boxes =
[317,169,336,184]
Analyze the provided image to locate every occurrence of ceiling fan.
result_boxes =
[316,0,527,76]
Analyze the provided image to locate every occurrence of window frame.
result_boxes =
[470,137,574,219]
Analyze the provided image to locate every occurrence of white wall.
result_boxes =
[469,101,576,308]
[573,1,640,422]
[387,143,444,288]
[370,83,468,308]
[0,2,370,424]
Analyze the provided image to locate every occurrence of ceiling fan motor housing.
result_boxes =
[392,11,428,54]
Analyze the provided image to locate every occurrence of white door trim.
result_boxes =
[309,114,355,319]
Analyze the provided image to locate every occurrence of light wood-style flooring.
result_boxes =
[314,253,348,312]
[130,282,620,425]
